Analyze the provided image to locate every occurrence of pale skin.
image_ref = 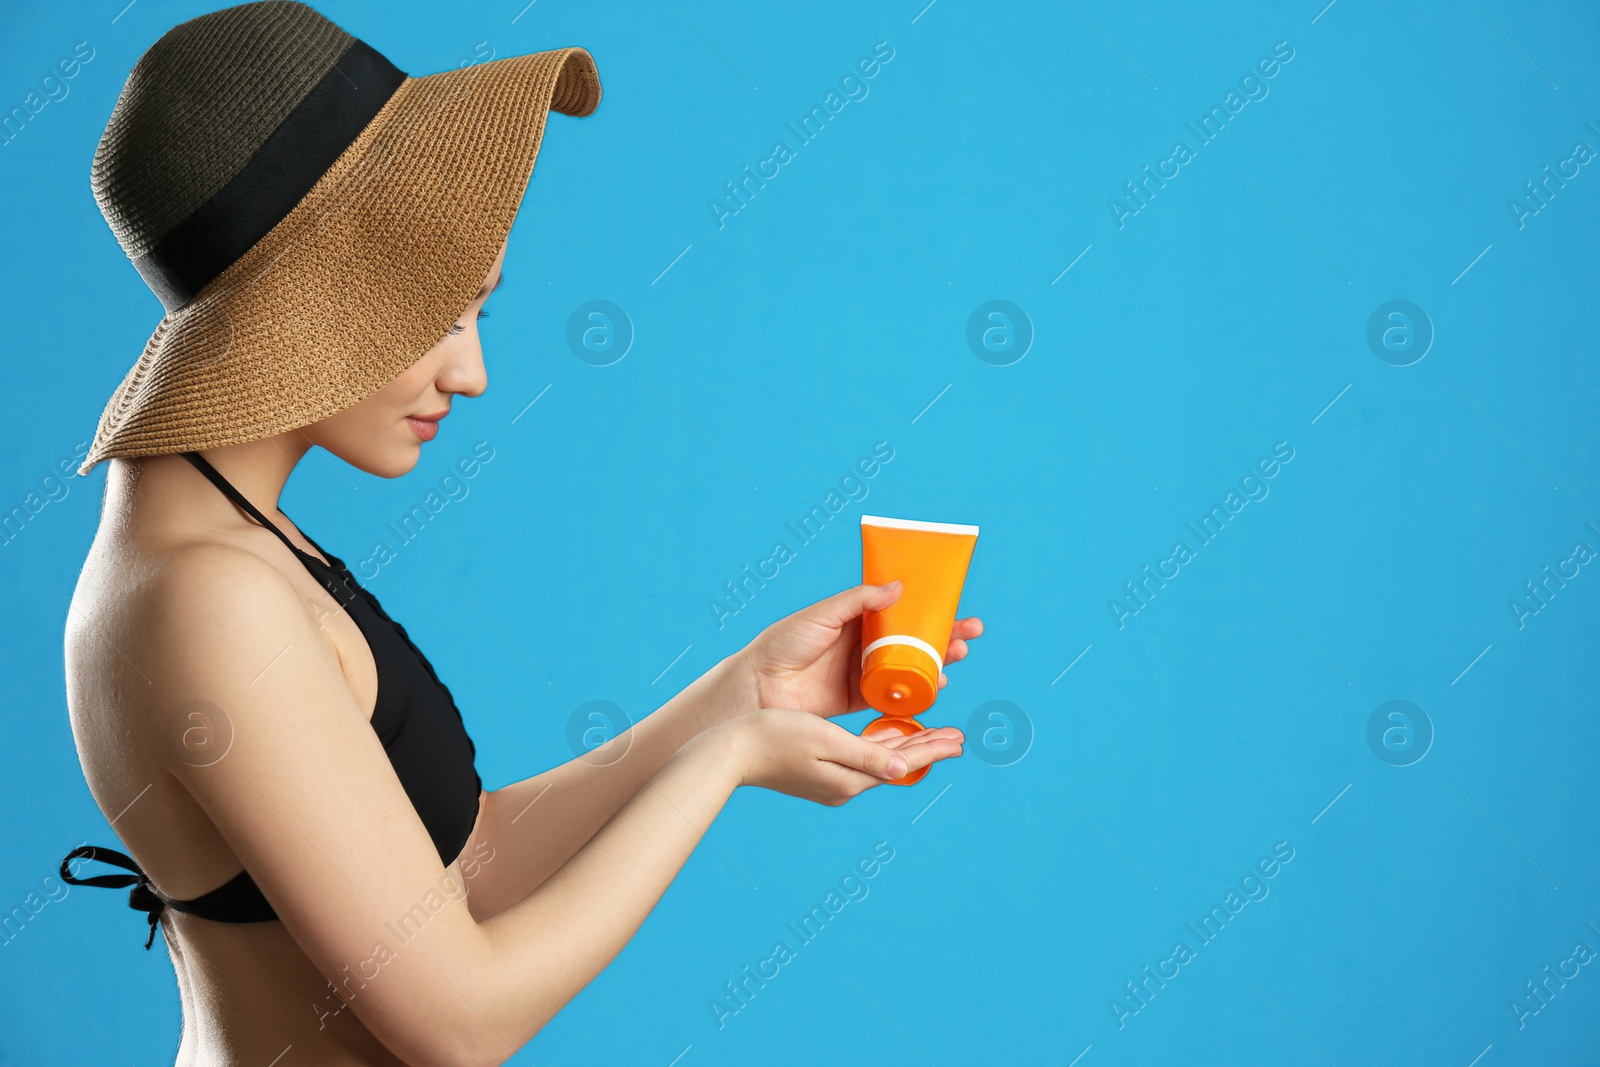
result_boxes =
[65,235,984,1067]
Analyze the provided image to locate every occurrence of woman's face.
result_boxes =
[300,238,508,477]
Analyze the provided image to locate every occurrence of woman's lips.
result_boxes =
[406,411,447,442]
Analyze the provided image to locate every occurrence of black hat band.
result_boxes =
[131,37,406,313]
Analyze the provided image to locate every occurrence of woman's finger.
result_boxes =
[890,727,964,749]
[800,581,904,632]
[827,731,963,789]
[942,619,981,664]
[858,728,965,760]
[888,732,964,773]
[802,730,964,803]
[827,729,914,780]
[868,726,963,750]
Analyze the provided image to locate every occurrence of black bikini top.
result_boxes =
[61,451,483,948]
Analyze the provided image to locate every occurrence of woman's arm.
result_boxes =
[467,582,983,917]
[464,651,753,917]
[136,548,937,1067]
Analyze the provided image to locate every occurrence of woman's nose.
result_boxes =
[441,341,488,398]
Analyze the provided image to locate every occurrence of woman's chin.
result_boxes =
[324,441,422,479]
[380,448,424,478]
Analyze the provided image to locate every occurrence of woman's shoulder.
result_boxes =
[67,532,335,727]
[73,532,303,630]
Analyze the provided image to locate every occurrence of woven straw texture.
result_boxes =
[81,31,601,475]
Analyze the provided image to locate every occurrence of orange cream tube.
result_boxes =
[858,514,979,784]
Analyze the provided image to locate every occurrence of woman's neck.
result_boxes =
[101,434,313,541]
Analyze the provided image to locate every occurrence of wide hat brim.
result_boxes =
[80,46,601,476]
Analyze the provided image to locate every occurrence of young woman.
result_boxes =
[60,4,980,1065]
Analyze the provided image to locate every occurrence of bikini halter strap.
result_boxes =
[181,451,304,559]
[180,452,361,612]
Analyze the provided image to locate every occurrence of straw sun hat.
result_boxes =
[78,0,602,475]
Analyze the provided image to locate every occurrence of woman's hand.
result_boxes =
[734,582,984,719]
[720,707,964,806]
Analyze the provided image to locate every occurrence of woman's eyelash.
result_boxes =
[446,309,490,337]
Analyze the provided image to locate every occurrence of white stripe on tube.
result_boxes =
[860,634,943,673]
[860,514,980,536]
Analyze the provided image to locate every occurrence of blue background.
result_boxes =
[3,0,1598,1063]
